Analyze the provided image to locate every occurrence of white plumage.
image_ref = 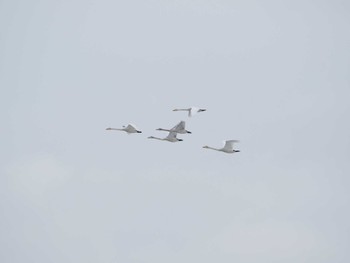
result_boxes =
[106,124,142,134]
[156,121,191,134]
[172,106,206,117]
[148,131,183,142]
[203,140,240,154]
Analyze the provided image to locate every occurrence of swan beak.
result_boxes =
[199,109,206,112]
[137,131,142,133]
[187,131,192,134]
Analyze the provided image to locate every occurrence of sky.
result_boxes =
[1,0,350,262]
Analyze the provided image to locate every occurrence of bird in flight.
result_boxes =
[203,140,240,154]
[173,106,206,117]
[106,124,142,134]
[156,120,191,134]
[148,131,183,142]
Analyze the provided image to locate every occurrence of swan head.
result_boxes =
[156,128,162,130]
[106,127,112,130]
[203,146,209,149]
[147,136,154,139]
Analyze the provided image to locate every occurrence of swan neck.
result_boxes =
[108,128,123,131]
[149,136,162,140]
[208,146,220,151]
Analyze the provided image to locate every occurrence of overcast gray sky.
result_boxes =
[1,0,350,262]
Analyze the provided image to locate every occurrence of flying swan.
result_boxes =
[156,121,191,134]
[148,131,183,142]
[173,107,206,117]
[106,124,142,134]
[203,140,240,154]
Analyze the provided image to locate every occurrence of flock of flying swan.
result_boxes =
[106,107,240,154]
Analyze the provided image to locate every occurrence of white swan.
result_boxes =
[148,131,183,142]
[173,106,206,117]
[106,124,142,134]
[203,140,240,154]
[156,121,191,134]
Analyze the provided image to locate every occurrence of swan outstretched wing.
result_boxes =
[189,107,199,117]
[166,131,178,140]
[125,124,138,132]
[223,140,239,151]
[171,121,185,132]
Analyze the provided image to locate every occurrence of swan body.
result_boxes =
[106,124,142,134]
[156,121,191,134]
[203,140,240,154]
[173,106,206,117]
[148,131,183,142]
